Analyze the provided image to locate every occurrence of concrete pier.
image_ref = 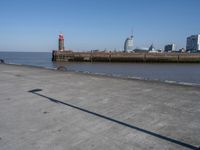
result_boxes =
[0,64,200,150]
[52,51,200,63]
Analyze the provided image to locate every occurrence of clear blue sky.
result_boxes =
[0,0,200,52]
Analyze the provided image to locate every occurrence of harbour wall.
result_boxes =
[52,51,200,63]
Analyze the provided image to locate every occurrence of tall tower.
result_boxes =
[58,33,64,51]
[186,34,200,52]
[124,34,133,52]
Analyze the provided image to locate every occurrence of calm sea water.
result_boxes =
[1,51,200,85]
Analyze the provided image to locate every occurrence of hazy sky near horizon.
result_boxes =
[0,0,200,52]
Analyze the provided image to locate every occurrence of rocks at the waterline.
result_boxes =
[0,59,5,64]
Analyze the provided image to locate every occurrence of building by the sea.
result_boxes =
[186,34,200,52]
[124,34,133,52]
[164,44,176,52]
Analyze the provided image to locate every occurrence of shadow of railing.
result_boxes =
[28,89,199,150]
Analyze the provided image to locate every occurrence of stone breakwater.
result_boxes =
[0,64,200,150]
[52,51,200,63]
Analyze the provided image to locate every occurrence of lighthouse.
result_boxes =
[58,33,64,51]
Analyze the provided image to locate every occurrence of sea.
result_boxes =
[1,51,200,86]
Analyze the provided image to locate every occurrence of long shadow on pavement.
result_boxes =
[28,89,199,150]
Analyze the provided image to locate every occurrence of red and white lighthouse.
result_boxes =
[58,33,64,51]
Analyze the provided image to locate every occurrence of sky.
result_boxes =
[0,0,200,52]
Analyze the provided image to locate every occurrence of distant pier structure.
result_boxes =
[58,33,65,51]
[52,34,200,63]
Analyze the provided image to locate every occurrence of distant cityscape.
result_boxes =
[53,33,200,63]
[57,33,200,54]
[124,34,200,53]
[123,34,200,53]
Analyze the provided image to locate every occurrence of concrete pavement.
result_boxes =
[0,64,199,150]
